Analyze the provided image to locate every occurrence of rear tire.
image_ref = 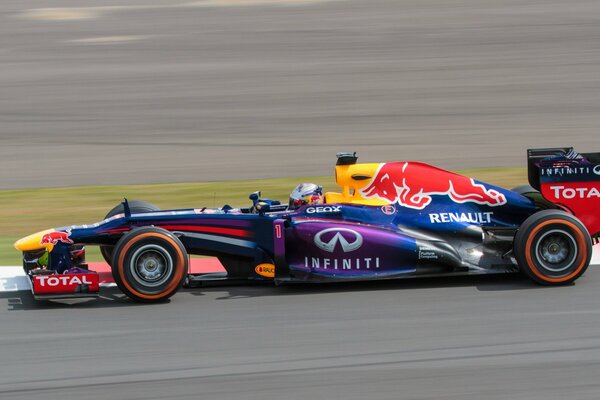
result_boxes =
[111,227,188,302]
[100,200,160,266]
[511,185,555,210]
[514,210,592,285]
[511,184,538,195]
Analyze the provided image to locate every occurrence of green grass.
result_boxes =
[0,168,527,266]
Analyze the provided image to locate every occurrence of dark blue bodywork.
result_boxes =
[50,178,537,283]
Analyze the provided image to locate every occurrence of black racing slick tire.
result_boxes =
[511,185,538,195]
[111,227,188,302]
[514,210,592,285]
[100,200,160,266]
[511,185,555,210]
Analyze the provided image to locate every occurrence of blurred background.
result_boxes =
[2,0,600,189]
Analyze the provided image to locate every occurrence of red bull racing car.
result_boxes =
[14,148,600,302]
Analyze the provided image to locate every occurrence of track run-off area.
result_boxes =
[3,0,600,189]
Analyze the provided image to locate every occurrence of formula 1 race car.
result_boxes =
[14,148,600,302]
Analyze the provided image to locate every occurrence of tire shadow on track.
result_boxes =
[0,287,156,311]
[0,273,569,310]
[185,273,547,301]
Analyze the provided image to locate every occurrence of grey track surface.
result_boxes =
[1,270,600,400]
[2,0,600,188]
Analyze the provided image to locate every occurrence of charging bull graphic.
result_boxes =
[40,230,74,245]
[360,162,507,210]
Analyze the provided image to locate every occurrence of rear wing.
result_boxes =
[528,147,600,237]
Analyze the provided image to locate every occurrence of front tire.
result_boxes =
[111,227,188,302]
[100,200,160,266]
[514,210,592,285]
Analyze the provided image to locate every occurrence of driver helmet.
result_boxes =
[289,183,324,210]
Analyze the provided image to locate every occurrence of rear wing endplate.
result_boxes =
[527,147,600,237]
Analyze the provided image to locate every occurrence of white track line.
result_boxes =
[0,267,29,292]
[18,1,340,22]
[1,246,599,292]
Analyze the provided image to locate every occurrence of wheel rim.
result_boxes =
[535,229,578,273]
[130,244,174,287]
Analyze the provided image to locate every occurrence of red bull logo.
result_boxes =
[40,230,74,245]
[361,162,507,210]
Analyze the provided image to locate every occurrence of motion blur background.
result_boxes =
[2,0,600,189]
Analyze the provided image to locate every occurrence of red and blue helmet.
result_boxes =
[289,183,324,210]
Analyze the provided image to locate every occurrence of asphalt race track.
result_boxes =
[2,0,600,188]
[0,270,600,400]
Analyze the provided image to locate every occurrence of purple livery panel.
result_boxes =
[285,221,417,279]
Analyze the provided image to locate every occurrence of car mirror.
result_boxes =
[249,191,261,201]
[256,202,270,214]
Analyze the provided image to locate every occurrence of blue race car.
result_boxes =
[15,148,600,302]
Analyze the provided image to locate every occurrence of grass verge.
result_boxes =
[0,168,526,266]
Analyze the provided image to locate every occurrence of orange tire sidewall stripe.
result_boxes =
[117,232,186,300]
[524,219,588,283]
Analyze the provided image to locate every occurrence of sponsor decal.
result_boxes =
[549,185,600,199]
[255,263,275,278]
[429,212,493,224]
[309,228,374,270]
[33,273,99,294]
[314,228,363,253]
[304,257,380,270]
[360,162,506,210]
[36,275,93,287]
[306,206,342,214]
[40,230,74,245]
[418,246,438,260]
[380,205,396,215]
[541,165,600,177]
